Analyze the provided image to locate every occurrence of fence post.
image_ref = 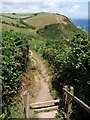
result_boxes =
[63,85,69,112]
[67,86,74,117]
[23,91,30,120]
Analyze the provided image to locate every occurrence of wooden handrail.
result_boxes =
[63,88,90,113]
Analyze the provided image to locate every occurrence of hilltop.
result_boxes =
[1,12,83,39]
[23,12,70,29]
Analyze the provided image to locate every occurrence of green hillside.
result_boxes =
[1,13,83,40]
[36,21,83,40]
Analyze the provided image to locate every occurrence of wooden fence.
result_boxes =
[63,85,90,118]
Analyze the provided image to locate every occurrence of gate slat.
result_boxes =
[30,99,60,108]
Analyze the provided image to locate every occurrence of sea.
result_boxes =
[70,19,90,34]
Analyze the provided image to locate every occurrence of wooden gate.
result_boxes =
[23,91,60,119]
[23,86,90,119]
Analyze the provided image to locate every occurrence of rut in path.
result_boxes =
[32,52,58,118]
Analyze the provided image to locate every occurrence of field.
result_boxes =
[1,13,33,19]
[23,13,70,29]
[0,15,28,27]
[0,16,16,23]
[2,23,36,36]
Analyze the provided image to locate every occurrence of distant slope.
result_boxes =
[0,16,16,24]
[36,23,82,39]
[2,23,36,36]
[1,13,32,19]
[0,15,26,27]
[1,12,84,39]
[22,12,83,39]
[23,12,70,29]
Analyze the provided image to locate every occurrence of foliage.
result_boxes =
[42,31,90,119]
[37,23,82,39]
[29,38,45,53]
[1,30,29,119]
[37,24,64,39]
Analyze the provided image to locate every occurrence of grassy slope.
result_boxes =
[37,22,82,39]
[23,13,70,29]
[22,12,82,39]
[0,16,17,24]
[2,13,32,19]
[2,23,36,36]
[1,13,82,39]
[0,15,26,27]
[1,14,38,36]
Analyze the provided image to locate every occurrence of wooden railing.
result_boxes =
[63,85,90,117]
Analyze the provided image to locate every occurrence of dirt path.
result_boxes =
[31,52,57,118]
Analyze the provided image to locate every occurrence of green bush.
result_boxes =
[42,32,90,119]
[1,30,29,119]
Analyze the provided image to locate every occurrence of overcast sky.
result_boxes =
[0,0,89,19]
